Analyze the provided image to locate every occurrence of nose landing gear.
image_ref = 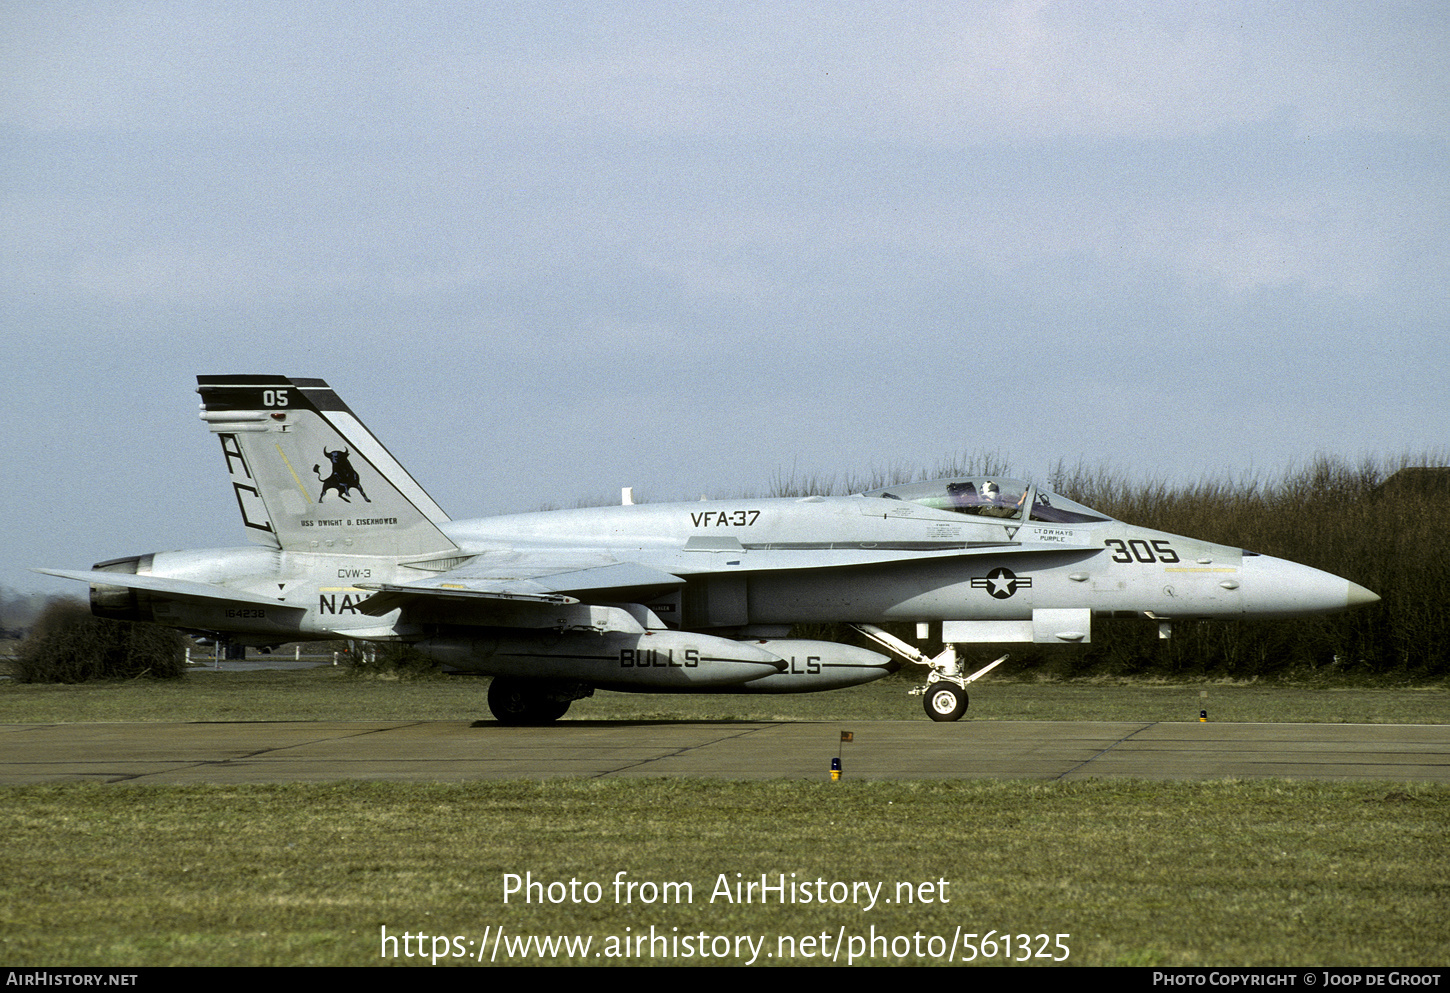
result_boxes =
[851,624,1008,723]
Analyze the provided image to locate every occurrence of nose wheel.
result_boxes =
[924,681,969,722]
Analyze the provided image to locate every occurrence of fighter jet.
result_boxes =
[40,376,1379,723]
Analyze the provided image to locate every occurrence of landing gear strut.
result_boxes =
[852,624,1008,723]
[487,678,591,725]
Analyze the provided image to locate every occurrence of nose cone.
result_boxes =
[1241,554,1381,616]
[1346,580,1381,610]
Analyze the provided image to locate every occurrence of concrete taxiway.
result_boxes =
[0,719,1446,785]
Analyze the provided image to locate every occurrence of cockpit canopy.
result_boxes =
[860,477,1111,524]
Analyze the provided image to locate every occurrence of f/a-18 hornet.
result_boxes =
[42,376,1379,723]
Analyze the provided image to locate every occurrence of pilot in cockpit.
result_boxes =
[977,480,1026,518]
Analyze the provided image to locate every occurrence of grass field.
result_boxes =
[1,670,1446,968]
[1,778,1445,967]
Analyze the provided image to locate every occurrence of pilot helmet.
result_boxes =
[981,480,1000,499]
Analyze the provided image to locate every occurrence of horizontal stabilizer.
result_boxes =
[35,568,304,611]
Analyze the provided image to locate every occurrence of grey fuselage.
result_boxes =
[98,488,1364,644]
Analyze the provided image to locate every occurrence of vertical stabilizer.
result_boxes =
[196,376,457,558]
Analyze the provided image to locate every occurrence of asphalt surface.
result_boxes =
[1,719,1446,785]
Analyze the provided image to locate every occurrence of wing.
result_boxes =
[358,560,684,613]
[349,553,685,636]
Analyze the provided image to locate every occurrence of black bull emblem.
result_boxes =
[313,447,371,503]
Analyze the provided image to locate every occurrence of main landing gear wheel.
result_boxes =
[924,682,969,722]
[488,677,571,725]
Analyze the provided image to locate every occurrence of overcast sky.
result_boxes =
[3,2,1447,600]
